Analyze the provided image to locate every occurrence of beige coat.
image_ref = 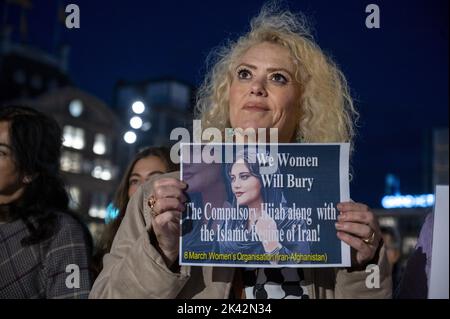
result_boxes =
[90,172,392,299]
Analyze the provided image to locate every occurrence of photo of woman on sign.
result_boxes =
[219,147,310,264]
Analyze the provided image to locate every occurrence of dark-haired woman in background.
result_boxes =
[93,146,177,277]
[0,106,92,299]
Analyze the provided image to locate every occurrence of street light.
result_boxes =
[132,101,145,114]
[130,116,143,129]
[123,131,137,144]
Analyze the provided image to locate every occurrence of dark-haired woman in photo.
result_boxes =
[220,148,310,260]
[0,106,92,298]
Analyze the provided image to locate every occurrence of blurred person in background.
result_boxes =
[92,146,177,277]
[0,105,92,298]
[380,226,402,293]
[395,212,434,299]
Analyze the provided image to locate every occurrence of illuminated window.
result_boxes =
[60,150,82,173]
[63,126,85,150]
[91,159,115,181]
[67,186,81,210]
[93,133,108,155]
[89,192,108,219]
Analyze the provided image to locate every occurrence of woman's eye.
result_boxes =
[237,69,252,79]
[240,174,249,180]
[129,179,139,185]
[271,73,288,84]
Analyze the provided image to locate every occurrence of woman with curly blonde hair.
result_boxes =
[197,6,357,147]
[90,3,391,299]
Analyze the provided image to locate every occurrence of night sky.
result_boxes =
[2,0,448,208]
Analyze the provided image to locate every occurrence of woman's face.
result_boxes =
[229,41,301,143]
[0,121,25,204]
[229,158,262,207]
[128,155,168,198]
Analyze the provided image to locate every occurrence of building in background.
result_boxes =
[113,78,194,166]
[0,7,125,243]
[0,22,71,102]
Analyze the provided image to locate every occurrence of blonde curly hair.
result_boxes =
[195,3,358,149]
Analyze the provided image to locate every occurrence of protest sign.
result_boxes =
[180,143,351,267]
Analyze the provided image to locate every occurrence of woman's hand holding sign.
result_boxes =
[335,202,382,267]
[148,177,187,267]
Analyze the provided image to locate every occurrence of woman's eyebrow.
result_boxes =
[266,67,293,77]
[148,171,164,177]
[236,63,257,70]
[236,63,293,77]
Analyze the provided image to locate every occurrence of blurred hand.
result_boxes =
[335,202,381,267]
[149,177,187,267]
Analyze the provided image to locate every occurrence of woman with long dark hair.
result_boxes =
[220,147,310,262]
[0,105,92,298]
[93,146,177,276]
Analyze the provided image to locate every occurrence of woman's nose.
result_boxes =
[250,78,267,97]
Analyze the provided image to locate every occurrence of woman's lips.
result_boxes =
[243,103,269,112]
[235,192,244,198]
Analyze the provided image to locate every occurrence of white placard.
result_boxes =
[428,185,449,299]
